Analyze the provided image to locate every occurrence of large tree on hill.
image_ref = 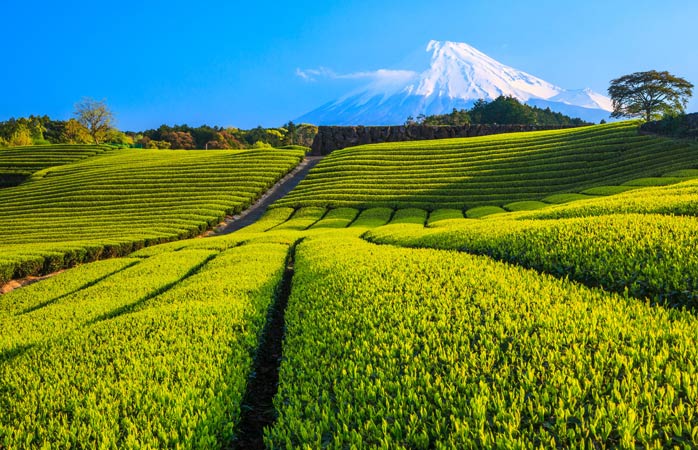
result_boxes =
[74,97,115,144]
[608,71,693,122]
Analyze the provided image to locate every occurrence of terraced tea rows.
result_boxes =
[0,239,290,447]
[3,122,698,448]
[366,212,698,306]
[268,235,698,448]
[0,144,111,187]
[0,208,385,448]
[521,177,698,219]
[274,121,698,210]
[0,148,303,284]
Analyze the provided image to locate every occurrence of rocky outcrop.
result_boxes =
[311,124,583,155]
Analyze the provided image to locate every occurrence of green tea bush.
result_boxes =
[366,212,698,305]
[269,236,698,448]
[0,148,303,284]
[0,242,289,448]
[273,122,698,211]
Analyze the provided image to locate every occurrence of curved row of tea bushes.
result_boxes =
[308,207,359,229]
[268,235,698,448]
[348,207,394,228]
[0,241,289,448]
[0,204,406,447]
[269,207,327,231]
[0,148,303,284]
[521,178,698,219]
[0,144,112,187]
[365,213,698,306]
[274,122,698,210]
[0,250,215,355]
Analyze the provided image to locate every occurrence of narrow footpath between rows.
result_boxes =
[212,157,320,447]
[209,156,323,236]
[233,240,301,450]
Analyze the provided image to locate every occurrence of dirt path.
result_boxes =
[0,271,67,295]
[206,156,323,236]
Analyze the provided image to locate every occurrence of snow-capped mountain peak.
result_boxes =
[412,40,563,101]
[296,41,612,125]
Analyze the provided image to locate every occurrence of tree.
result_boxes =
[422,108,471,126]
[608,71,693,122]
[204,133,232,149]
[44,118,67,144]
[61,119,92,144]
[9,123,33,146]
[243,126,268,146]
[263,129,285,147]
[252,140,272,149]
[138,137,171,149]
[162,131,195,149]
[74,97,115,144]
[105,130,134,147]
[295,124,318,147]
[218,129,244,149]
[284,121,298,145]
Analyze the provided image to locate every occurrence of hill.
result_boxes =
[2,124,698,447]
[0,144,112,187]
[274,121,698,211]
[2,172,698,446]
[419,95,590,126]
[0,148,303,284]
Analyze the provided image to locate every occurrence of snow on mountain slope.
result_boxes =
[296,41,612,125]
[547,88,613,111]
[411,40,563,101]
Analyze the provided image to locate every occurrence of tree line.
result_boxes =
[131,122,317,150]
[0,98,317,149]
[406,96,592,127]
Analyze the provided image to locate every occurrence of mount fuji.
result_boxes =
[296,40,612,125]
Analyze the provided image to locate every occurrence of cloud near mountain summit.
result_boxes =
[296,67,418,83]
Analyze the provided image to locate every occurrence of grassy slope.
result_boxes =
[273,121,698,210]
[269,233,698,449]
[3,126,698,447]
[0,144,112,187]
[0,148,303,284]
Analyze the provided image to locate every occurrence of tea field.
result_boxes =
[2,122,698,448]
[0,147,303,285]
[0,144,112,187]
[274,121,698,211]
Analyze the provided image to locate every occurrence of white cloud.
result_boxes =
[295,67,337,81]
[296,67,418,83]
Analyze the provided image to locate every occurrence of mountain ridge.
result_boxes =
[297,41,612,125]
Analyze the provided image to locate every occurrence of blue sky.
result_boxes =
[1,0,696,130]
